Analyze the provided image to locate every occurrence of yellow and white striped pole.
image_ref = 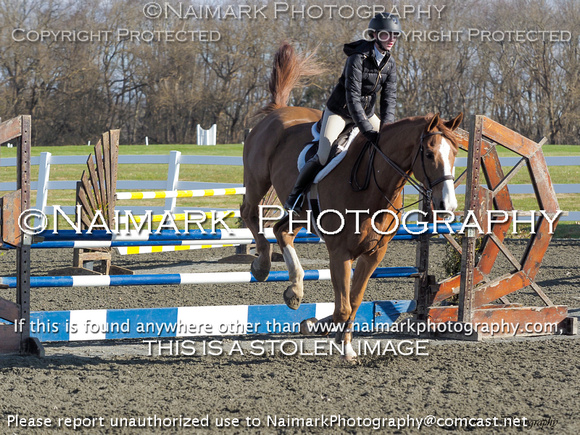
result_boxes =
[116,187,246,200]
[116,244,238,255]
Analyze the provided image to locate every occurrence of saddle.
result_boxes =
[297,120,359,181]
[296,120,360,239]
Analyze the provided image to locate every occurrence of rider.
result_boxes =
[284,12,402,214]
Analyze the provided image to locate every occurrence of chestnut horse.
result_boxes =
[241,43,462,360]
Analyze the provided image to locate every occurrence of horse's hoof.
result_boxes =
[341,342,358,363]
[300,318,318,335]
[283,287,302,310]
[250,259,270,282]
[341,352,358,364]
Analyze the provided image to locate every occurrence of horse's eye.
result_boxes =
[426,152,435,160]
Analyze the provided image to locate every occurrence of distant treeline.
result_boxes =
[0,0,578,146]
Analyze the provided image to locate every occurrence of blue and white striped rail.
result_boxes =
[0,266,418,288]
[28,300,416,342]
[35,224,463,242]
[27,236,322,250]
[15,223,461,250]
[25,228,312,250]
[35,227,294,242]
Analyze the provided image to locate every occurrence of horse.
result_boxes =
[241,43,462,361]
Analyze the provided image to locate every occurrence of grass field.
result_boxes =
[1,143,579,237]
[1,143,578,158]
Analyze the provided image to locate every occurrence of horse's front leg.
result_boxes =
[274,217,305,310]
[344,245,390,358]
[328,254,356,362]
[299,253,356,360]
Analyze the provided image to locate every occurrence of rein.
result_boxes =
[350,131,453,207]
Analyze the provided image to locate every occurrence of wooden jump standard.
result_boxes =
[0,116,42,355]
[48,129,133,276]
[415,115,576,337]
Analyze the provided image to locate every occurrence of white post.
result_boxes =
[210,124,217,145]
[35,152,52,225]
[196,124,202,145]
[165,150,181,212]
[88,140,90,146]
[145,136,149,146]
[197,124,217,145]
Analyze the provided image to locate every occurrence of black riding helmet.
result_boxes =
[367,12,402,36]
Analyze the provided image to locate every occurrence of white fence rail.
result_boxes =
[0,151,244,217]
[1,152,579,220]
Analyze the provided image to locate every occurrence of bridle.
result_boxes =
[418,131,456,193]
[350,130,454,205]
[349,129,456,254]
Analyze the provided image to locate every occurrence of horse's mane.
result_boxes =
[261,43,324,114]
[381,114,460,150]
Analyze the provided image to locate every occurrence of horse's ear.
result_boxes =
[444,113,463,131]
[427,113,440,132]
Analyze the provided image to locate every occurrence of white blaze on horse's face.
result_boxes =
[435,137,458,212]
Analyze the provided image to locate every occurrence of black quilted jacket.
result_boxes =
[326,39,397,134]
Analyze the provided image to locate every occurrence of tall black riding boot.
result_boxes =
[284,155,323,215]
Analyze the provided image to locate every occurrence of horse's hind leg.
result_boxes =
[274,216,305,310]
[240,186,273,282]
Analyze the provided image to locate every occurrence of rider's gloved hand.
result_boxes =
[363,130,380,144]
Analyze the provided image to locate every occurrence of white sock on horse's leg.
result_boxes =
[282,244,305,309]
[283,245,304,286]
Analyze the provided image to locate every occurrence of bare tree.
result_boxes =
[0,0,578,145]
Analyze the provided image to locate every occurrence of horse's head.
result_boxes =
[412,113,463,212]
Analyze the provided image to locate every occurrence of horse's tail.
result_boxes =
[261,42,324,114]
